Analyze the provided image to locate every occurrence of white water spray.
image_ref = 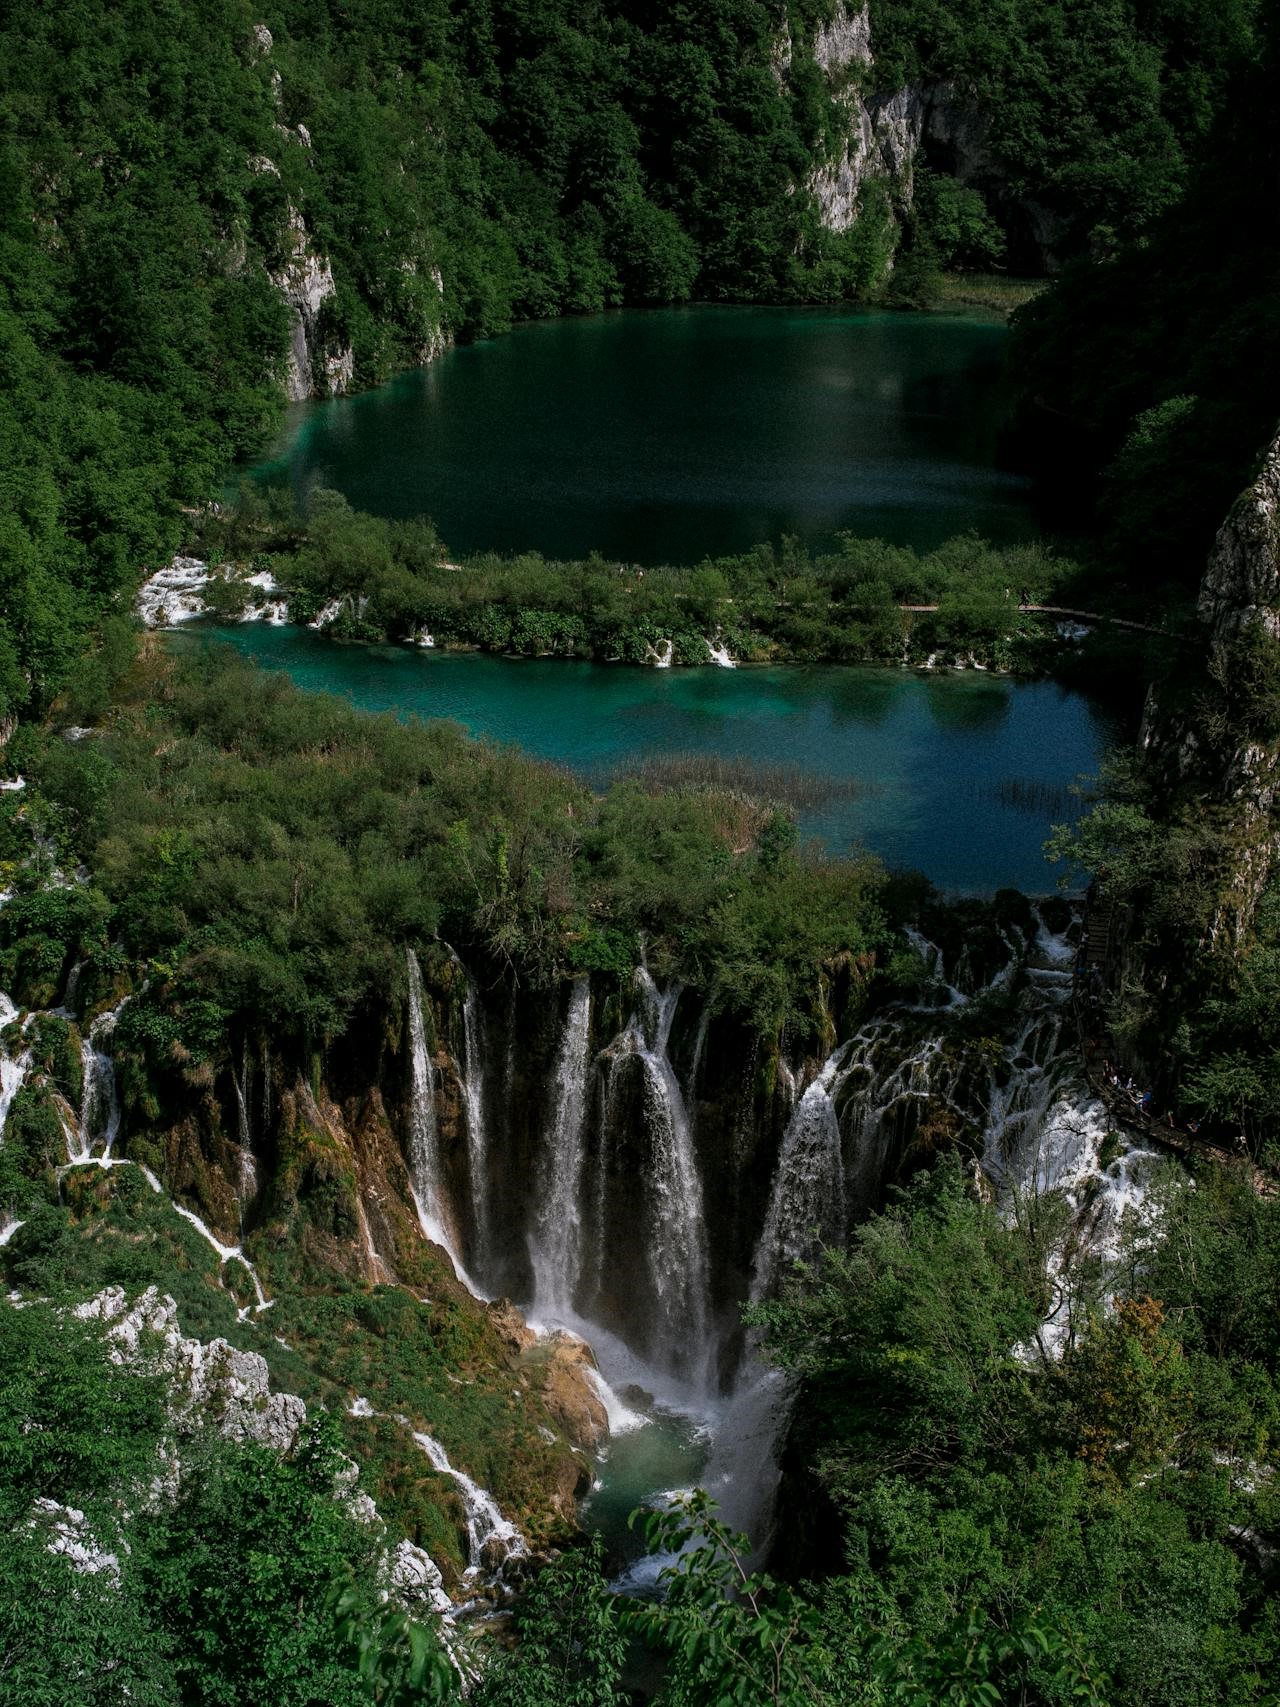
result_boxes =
[405,952,483,1297]
[411,1431,526,1578]
[611,971,712,1384]
[459,976,492,1272]
[750,1045,850,1304]
[530,979,592,1318]
[77,1000,128,1159]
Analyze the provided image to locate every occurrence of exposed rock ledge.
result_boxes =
[75,1284,307,1451]
[1142,424,1280,948]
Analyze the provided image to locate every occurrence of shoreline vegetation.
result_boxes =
[141,492,1178,711]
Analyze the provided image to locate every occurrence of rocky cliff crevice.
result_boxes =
[1140,424,1280,951]
[792,2,1068,269]
[248,22,448,402]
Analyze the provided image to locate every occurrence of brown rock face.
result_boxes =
[487,1296,537,1355]
[527,1331,609,1453]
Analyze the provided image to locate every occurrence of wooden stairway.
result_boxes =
[1082,895,1115,967]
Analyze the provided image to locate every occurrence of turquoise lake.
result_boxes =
[173,626,1111,894]
[250,306,1034,563]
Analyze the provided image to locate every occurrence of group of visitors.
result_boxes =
[1101,1062,1167,1121]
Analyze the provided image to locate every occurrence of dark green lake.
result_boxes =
[251,306,1032,564]
[174,626,1111,894]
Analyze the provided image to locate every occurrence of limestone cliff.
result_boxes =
[1141,425,1280,950]
[249,21,446,402]
[791,3,1068,268]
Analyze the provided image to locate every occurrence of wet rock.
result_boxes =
[536,1331,609,1452]
[389,1539,453,1615]
[487,1296,537,1354]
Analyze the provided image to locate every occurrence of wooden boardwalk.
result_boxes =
[898,602,1170,637]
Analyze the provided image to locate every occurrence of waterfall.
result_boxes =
[460,976,491,1272]
[261,1037,272,1134]
[903,925,966,1008]
[0,975,27,1156]
[411,1432,526,1577]
[406,950,451,1254]
[749,1045,851,1305]
[685,1003,710,1106]
[529,980,592,1319]
[405,951,482,1296]
[609,970,712,1384]
[168,1200,271,1314]
[78,1001,127,1159]
[231,1044,258,1215]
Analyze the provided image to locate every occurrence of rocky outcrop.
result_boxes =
[794,4,1067,268]
[74,1284,306,1450]
[270,203,355,402]
[248,22,447,401]
[802,3,916,235]
[1141,426,1280,950]
[528,1331,610,1453]
[812,1,872,74]
[1197,433,1280,644]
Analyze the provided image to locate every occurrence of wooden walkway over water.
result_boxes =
[898,603,1170,637]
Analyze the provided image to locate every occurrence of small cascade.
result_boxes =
[529,979,592,1319]
[231,1046,258,1215]
[411,1431,526,1577]
[60,960,84,1015]
[903,926,966,1007]
[78,1000,127,1159]
[261,1037,272,1135]
[685,1003,710,1107]
[459,975,492,1272]
[1,1014,31,1142]
[355,1194,392,1284]
[749,1045,851,1305]
[170,1201,271,1314]
[606,970,712,1385]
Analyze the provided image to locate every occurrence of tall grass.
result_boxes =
[592,753,874,811]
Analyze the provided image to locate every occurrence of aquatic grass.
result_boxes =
[590,753,877,812]
[937,272,1047,317]
[983,776,1076,818]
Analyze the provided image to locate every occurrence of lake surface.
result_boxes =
[250,307,1033,564]
[173,626,1112,894]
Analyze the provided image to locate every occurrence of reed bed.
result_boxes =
[591,752,875,811]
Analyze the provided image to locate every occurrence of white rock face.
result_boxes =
[74,1285,305,1451]
[390,1539,453,1615]
[800,5,925,237]
[29,1499,121,1580]
[271,205,355,402]
[1150,428,1280,947]
[1198,432,1280,645]
[796,5,993,253]
[812,1,872,74]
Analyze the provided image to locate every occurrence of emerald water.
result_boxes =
[251,306,1033,563]
[172,626,1112,894]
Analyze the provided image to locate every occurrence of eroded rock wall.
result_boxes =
[1141,425,1280,949]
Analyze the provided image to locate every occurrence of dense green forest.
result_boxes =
[0,0,1269,722]
[2,0,1279,1701]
